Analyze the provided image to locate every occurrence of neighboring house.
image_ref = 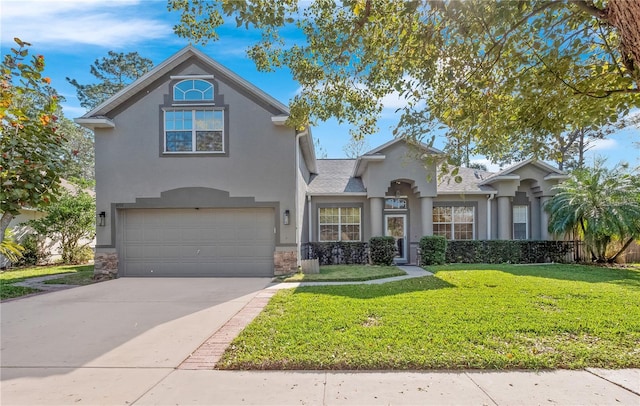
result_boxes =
[77,45,568,278]
[0,180,95,268]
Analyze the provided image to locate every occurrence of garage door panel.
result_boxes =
[121,208,275,277]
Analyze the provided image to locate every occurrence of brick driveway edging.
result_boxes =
[178,290,276,370]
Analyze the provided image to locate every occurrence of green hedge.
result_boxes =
[419,235,447,265]
[306,242,368,265]
[445,240,571,264]
[369,236,397,265]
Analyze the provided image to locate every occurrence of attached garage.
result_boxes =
[121,208,275,277]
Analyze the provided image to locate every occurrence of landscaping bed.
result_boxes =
[219,263,640,370]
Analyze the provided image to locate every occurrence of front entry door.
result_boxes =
[385,214,407,263]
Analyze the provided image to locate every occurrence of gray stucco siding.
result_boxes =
[362,142,437,198]
[94,61,298,251]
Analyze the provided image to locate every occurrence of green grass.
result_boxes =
[219,263,640,370]
[280,265,406,282]
[0,265,95,300]
[43,268,95,285]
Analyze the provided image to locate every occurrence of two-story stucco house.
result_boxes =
[77,46,568,278]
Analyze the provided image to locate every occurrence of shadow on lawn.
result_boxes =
[431,263,640,288]
[292,276,455,299]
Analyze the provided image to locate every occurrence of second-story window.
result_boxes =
[173,79,213,101]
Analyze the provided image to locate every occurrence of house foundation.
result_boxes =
[274,248,298,276]
[94,248,119,279]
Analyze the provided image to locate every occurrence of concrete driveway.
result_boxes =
[0,277,271,405]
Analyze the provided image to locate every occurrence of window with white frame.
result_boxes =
[164,109,224,153]
[513,205,528,240]
[319,207,361,241]
[432,206,474,240]
[173,79,214,101]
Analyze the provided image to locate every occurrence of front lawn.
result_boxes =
[219,263,640,370]
[280,265,405,282]
[0,265,94,300]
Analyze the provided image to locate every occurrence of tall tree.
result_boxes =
[67,51,153,110]
[1,38,65,246]
[545,161,640,263]
[343,137,370,158]
[313,137,328,159]
[169,0,640,163]
[58,117,95,182]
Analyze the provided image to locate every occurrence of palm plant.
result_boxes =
[0,229,25,263]
[545,161,640,263]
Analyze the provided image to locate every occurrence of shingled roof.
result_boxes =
[436,166,497,194]
[308,160,366,195]
[308,160,499,195]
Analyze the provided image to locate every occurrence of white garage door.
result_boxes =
[121,208,275,277]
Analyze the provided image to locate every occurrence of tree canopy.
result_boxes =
[67,51,153,110]
[169,0,640,165]
[1,38,65,244]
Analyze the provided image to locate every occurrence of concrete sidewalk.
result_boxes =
[2,367,638,405]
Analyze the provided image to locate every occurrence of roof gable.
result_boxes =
[479,158,567,186]
[363,137,444,156]
[80,45,289,119]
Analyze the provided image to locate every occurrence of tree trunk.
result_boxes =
[609,237,635,263]
[607,0,640,83]
[577,129,585,169]
[0,212,14,244]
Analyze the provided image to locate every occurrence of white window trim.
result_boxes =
[384,197,408,211]
[433,206,475,240]
[163,109,225,154]
[513,205,529,240]
[318,207,362,242]
[173,79,214,102]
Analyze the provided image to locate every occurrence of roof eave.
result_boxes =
[478,174,520,186]
[74,117,115,129]
[307,192,368,197]
[544,174,570,181]
[352,155,386,177]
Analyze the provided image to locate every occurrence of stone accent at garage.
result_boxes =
[94,249,119,279]
[274,248,298,276]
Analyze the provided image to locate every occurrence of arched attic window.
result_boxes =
[173,79,213,101]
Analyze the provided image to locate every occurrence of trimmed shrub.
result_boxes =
[445,240,572,264]
[369,236,397,265]
[306,242,368,265]
[420,235,447,265]
[15,234,50,267]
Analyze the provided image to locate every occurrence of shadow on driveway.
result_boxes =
[0,277,271,380]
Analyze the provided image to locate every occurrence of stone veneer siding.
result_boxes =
[94,249,119,279]
[274,250,298,276]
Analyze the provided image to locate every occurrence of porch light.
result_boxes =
[98,211,106,227]
[283,210,290,225]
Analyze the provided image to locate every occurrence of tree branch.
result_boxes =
[569,0,608,21]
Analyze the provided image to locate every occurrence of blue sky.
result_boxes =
[1,0,638,170]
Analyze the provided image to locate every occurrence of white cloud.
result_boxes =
[61,105,89,119]
[1,0,171,48]
[589,138,618,151]
[469,158,501,173]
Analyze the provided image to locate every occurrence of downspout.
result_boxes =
[295,132,305,267]
[308,194,312,244]
[487,194,495,240]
